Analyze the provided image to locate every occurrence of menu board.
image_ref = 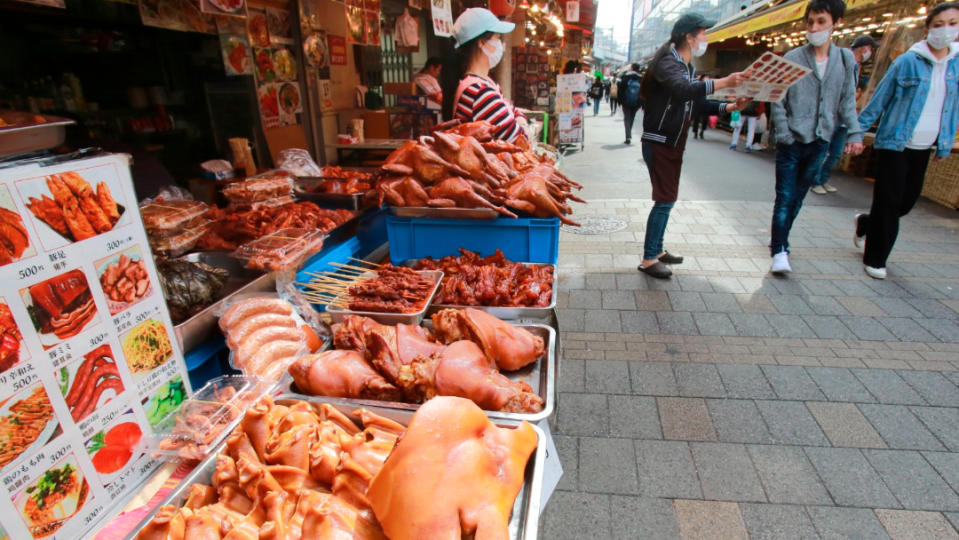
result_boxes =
[715,52,812,103]
[556,73,585,146]
[0,154,190,539]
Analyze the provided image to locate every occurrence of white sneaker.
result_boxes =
[824,183,839,193]
[864,265,887,279]
[770,251,792,275]
[810,185,827,194]
[854,213,866,248]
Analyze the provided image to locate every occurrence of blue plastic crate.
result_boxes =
[386,216,560,264]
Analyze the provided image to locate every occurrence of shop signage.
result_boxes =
[328,35,348,65]
[565,0,579,22]
[0,154,191,540]
[708,0,882,42]
[556,73,585,146]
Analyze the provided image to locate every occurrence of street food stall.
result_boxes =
[0,0,585,533]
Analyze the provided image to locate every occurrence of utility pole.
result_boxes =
[627,0,636,61]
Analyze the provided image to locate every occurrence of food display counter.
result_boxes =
[0,115,579,539]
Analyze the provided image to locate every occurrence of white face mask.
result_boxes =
[482,39,504,68]
[861,48,871,61]
[693,39,708,57]
[927,25,959,50]
[806,27,832,47]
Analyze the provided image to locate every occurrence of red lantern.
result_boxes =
[489,0,516,18]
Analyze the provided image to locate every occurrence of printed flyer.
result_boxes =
[0,154,190,539]
[714,52,812,102]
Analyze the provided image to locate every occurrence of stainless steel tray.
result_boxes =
[324,269,443,325]
[0,111,75,158]
[124,396,544,540]
[172,251,274,352]
[403,259,557,321]
[294,177,367,210]
[389,206,499,220]
[288,323,555,422]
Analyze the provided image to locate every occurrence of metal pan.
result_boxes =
[389,206,500,220]
[124,396,544,540]
[294,177,367,210]
[403,259,557,321]
[0,111,75,158]
[323,269,443,326]
[287,323,555,423]
[172,251,273,352]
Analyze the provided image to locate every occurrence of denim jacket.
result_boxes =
[858,42,959,158]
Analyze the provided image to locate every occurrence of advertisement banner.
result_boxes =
[0,154,191,540]
[430,0,453,37]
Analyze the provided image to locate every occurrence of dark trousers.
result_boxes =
[623,106,639,140]
[610,99,618,114]
[770,140,828,255]
[691,112,708,135]
[860,148,931,268]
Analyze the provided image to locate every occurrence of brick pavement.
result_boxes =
[540,117,959,538]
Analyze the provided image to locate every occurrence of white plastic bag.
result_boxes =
[277,149,323,177]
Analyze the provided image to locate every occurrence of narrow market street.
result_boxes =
[542,110,959,538]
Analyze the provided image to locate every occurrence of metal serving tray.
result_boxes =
[0,111,75,158]
[403,259,557,321]
[294,177,367,210]
[288,323,555,423]
[389,206,500,220]
[324,269,443,326]
[172,251,273,352]
[125,396,545,540]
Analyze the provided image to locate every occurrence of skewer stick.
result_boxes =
[349,257,382,267]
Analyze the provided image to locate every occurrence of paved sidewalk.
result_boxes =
[541,113,959,539]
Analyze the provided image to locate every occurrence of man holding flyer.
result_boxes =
[768,0,864,275]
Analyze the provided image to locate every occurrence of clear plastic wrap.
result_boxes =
[147,222,211,257]
[144,375,276,461]
[231,228,326,271]
[220,173,294,204]
[277,148,323,177]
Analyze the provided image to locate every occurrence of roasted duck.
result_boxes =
[432,131,512,187]
[381,138,470,182]
[414,248,554,307]
[0,207,30,266]
[367,396,537,540]
[26,172,121,241]
[427,177,517,217]
[431,308,545,371]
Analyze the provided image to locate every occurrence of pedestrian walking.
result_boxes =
[730,100,765,151]
[811,34,879,194]
[768,0,864,275]
[589,76,605,116]
[609,76,619,114]
[692,74,715,138]
[603,78,611,103]
[619,63,643,143]
[854,2,959,280]
[637,13,750,279]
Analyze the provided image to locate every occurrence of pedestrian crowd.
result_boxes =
[601,0,959,282]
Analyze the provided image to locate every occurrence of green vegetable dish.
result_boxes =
[27,464,74,510]
[144,377,186,427]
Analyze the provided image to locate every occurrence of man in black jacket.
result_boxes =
[618,64,643,143]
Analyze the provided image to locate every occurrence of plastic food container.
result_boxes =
[324,269,443,325]
[148,222,211,257]
[140,200,210,233]
[221,174,294,204]
[144,375,276,461]
[232,228,326,271]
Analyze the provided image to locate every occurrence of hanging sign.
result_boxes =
[565,0,579,22]
[431,0,454,37]
[328,35,348,65]
[0,153,191,540]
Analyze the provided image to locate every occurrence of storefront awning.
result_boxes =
[707,0,882,42]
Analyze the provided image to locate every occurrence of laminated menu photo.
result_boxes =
[0,153,191,539]
[713,51,812,103]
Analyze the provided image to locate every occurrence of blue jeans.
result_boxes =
[771,140,828,256]
[814,126,847,186]
[643,201,675,260]
[593,98,601,115]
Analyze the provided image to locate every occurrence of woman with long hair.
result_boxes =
[854,2,959,279]
[637,13,751,279]
[441,8,530,142]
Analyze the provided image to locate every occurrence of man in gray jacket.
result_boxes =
[769,0,864,275]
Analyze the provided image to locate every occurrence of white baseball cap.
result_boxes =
[453,8,515,48]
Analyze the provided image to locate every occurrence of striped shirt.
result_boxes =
[453,74,527,142]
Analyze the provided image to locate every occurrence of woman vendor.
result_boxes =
[442,8,530,142]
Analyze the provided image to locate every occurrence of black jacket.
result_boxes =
[617,71,642,108]
[641,46,725,147]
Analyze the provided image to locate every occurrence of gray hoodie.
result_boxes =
[771,43,863,146]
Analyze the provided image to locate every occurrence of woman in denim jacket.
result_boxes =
[855,2,959,279]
